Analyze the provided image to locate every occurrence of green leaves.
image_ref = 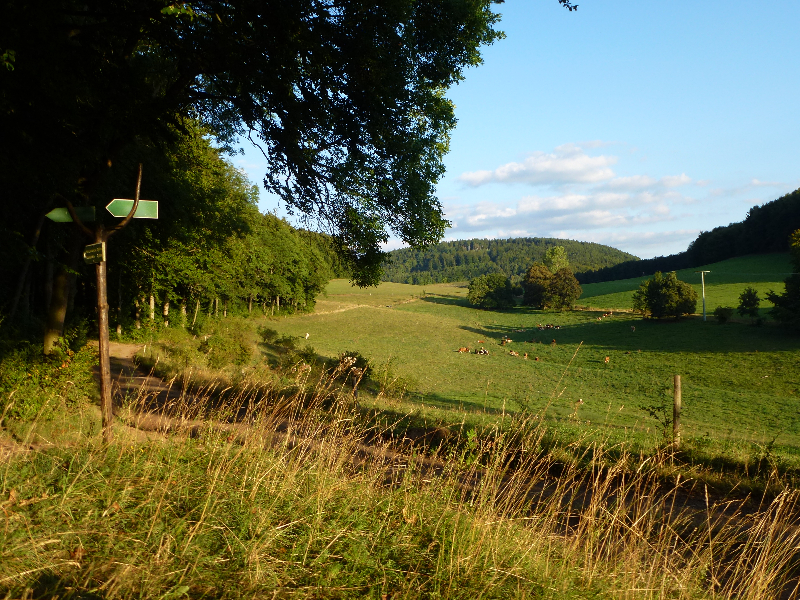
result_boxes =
[633,272,698,319]
[468,273,514,310]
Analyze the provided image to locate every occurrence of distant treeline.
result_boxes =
[576,188,800,284]
[381,238,638,285]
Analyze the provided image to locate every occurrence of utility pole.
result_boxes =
[695,270,711,321]
[673,375,682,448]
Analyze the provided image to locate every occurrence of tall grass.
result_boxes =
[3,359,800,599]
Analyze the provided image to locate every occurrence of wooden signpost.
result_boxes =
[47,164,159,444]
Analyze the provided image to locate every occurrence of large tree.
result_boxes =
[1,0,516,285]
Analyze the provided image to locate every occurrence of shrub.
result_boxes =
[632,271,698,318]
[768,229,800,329]
[467,273,514,310]
[738,286,761,319]
[713,306,735,324]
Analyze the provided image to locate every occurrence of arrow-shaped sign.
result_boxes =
[45,207,96,223]
[106,199,159,219]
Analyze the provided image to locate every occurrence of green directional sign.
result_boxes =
[45,207,96,223]
[83,242,106,265]
[106,199,159,219]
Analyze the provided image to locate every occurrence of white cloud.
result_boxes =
[459,144,617,187]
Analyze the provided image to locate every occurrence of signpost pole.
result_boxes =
[695,270,711,321]
[94,225,113,445]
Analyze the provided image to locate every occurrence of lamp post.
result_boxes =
[695,271,711,321]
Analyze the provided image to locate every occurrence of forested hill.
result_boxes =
[381,238,638,284]
[577,187,800,284]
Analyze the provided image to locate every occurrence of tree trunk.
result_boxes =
[134,297,141,329]
[44,252,54,317]
[149,294,155,320]
[192,298,200,328]
[181,300,187,327]
[215,297,219,317]
[10,205,50,320]
[223,299,227,318]
[43,264,69,355]
[248,294,252,314]
[163,300,170,327]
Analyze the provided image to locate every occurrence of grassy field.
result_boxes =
[264,254,800,459]
[579,252,793,313]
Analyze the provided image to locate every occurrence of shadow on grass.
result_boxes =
[419,294,471,308]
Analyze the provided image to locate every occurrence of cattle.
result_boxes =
[457,347,470,353]
[475,347,490,355]
[509,350,519,357]
[631,326,636,333]
[604,356,610,364]
[523,353,528,359]
[551,339,557,346]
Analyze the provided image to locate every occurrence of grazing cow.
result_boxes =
[475,347,489,355]
[477,340,484,343]
[523,353,528,359]
[305,332,310,339]
[458,347,470,353]
[535,356,540,361]
[509,350,519,356]
[551,339,557,346]
[631,326,636,333]
[604,356,610,364]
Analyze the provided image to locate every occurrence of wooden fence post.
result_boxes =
[673,374,682,448]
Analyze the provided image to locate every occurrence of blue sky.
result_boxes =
[233,0,800,259]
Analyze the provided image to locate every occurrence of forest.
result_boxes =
[381,237,637,284]
[576,188,800,283]
[0,122,346,348]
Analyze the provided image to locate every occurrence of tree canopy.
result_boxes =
[632,272,698,319]
[1,0,513,284]
[467,273,514,310]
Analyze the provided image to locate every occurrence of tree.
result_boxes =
[737,287,761,320]
[522,263,553,308]
[545,268,582,309]
[544,246,570,274]
[468,273,514,310]
[767,229,800,329]
[632,272,698,318]
[1,0,515,285]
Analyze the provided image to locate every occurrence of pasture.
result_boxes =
[267,254,800,459]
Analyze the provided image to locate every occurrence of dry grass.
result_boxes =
[3,357,800,600]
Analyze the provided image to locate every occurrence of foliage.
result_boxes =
[0,0,513,284]
[467,273,515,310]
[0,340,97,421]
[632,271,698,318]
[738,286,761,319]
[578,187,800,284]
[768,229,800,330]
[522,262,553,308]
[382,237,637,284]
[544,245,569,273]
[713,306,735,324]
[544,268,582,309]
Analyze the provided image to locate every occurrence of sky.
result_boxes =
[232,0,800,260]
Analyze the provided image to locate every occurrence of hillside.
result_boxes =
[381,237,637,284]
[579,252,793,313]
[577,187,800,284]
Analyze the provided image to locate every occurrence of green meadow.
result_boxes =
[267,253,800,454]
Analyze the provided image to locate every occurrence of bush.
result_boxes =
[738,286,761,319]
[768,229,800,329]
[467,273,514,310]
[713,306,735,324]
[632,271,698,318]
